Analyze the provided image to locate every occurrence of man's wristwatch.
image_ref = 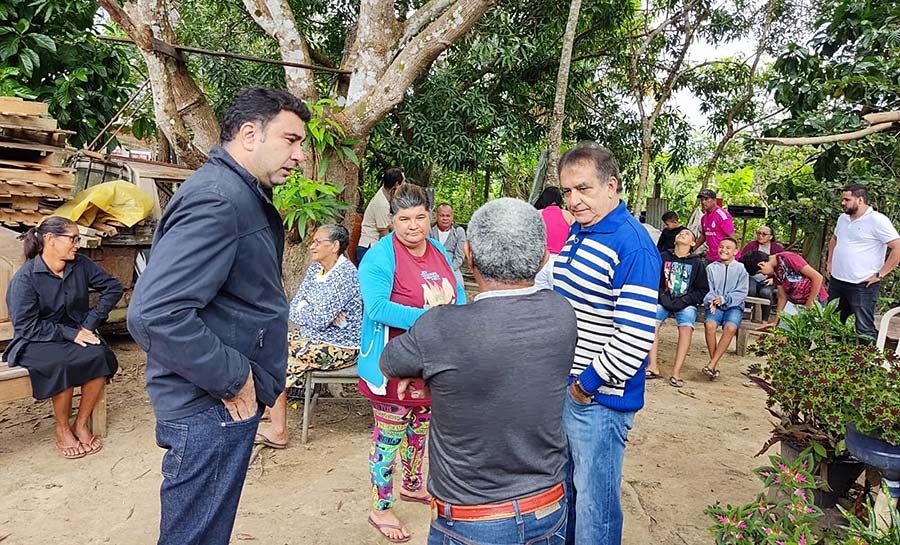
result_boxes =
[573,378,594,401]
[876,271,884,280]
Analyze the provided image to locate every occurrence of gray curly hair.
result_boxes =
[467,198,546,283]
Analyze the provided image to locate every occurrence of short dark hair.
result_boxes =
[534,187,563,209]
[661,211,679,223]
[843,183,868,203]
[319,223,350,255]
[219,87,311,144]
[741,250,770,276]
[390,183,431,214]
[558,142,623,194]
[722,236,739,249]
[383,167,405,190]
[23,216,78,259]
[435,202,453,212]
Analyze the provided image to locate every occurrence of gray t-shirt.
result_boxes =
[382,287,577,505]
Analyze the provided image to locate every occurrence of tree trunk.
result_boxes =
[483,163,492,204]
[546,0,583,186]
[630,121,653,217]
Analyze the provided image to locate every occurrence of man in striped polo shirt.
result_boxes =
[553,143,661,545]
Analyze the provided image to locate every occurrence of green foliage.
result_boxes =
[272,98,355,237]
[708,452,900,545]
[273,174,351,238]
[0,0,136,149]
[749,301,900,457]
[706,450,822,545]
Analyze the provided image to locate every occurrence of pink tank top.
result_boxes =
[542,205,570,254]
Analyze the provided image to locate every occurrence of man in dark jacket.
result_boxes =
[645,228,708,387]
[127,87,310,545]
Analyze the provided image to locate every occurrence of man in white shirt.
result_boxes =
[429,203,466,286]
[356,167,404,263]
[827,183,900,341]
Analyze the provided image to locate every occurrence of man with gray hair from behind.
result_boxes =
[381,198,578,544]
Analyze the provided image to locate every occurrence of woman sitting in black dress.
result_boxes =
[4,217,123,459]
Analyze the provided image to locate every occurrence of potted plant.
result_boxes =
[707,449,900,544]
[747,301,867,507]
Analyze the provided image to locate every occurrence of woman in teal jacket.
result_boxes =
[357,183,466,543]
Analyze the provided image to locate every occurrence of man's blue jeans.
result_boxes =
[155,403,260,545]
[562,391,635,545]
[829,276,880,342]
[427,493,567,545]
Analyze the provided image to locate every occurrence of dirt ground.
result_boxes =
[0,324,774,545]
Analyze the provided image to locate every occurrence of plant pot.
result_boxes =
[846,422,900,498]
[780,442,865,508]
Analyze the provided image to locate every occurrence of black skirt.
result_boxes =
[16,341,118,400]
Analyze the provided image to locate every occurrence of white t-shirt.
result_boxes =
[437,228,450,246]
[358,189,391,248]
[832,207,900,283]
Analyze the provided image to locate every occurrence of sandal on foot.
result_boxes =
[645,370,662,380]
[668,377,685,388]
[701,366,714,378]
[254,432,287,449]
[710,369,721,381]
[398,490,433,504]
[81,435,103,455]
[55,442,86,460]
[368,516,410,543]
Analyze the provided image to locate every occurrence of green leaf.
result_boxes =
[28,33,55,53]
[343,146,359,166]
[12,18,29,35]
[0,37,19,60]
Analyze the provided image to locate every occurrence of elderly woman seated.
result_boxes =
[255,223,362,448]
[4,216,123,459]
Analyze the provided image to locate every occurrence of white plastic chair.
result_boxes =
[876,306,900,355]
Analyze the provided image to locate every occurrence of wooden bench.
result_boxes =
[0,360,107,436]
[300,364,362,444]
[735,296,772,357]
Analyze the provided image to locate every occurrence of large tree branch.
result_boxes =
[242,0,317,101]
[349,0,495,135]
[757,122,898,146]
[98,0,218,168]
[401,0,457,46]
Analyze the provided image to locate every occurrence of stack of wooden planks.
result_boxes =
[0,96,75,227]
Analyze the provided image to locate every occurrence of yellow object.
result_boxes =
[52,180,154,228]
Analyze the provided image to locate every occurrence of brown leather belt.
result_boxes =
[431,483,564,522]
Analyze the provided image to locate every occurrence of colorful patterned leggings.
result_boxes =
[369,401,431,511]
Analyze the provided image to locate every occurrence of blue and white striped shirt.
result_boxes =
[553,201,662,412]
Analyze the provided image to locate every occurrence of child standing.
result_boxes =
[703,237,748,380]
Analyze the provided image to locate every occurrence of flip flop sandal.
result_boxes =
[254,432,287,449]
[645,370,662,380]
[398,490,433,504]
[56,442,87,460]
[367,516,411,543]
[668,377,685,388]
[710,369,721,381]
[81,435,103,455]
[701,366,714,377]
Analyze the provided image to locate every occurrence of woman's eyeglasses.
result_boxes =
[756,231,771,237]
[55,234,81,244]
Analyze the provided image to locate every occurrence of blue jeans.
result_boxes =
[155,403,260,545]
[562,391,635,545]
[705,306,743,328]
[428,493,567,545]
[829,276,880,342]
[655,304,698,328]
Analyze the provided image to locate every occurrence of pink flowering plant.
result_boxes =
[706,450,822,545]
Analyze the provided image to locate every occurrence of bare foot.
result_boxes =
[255,424,288,446]
[368,508,410,542]
[72,422,102,453]
[55,427,86,459]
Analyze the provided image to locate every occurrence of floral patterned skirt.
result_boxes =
[286,331,358,388]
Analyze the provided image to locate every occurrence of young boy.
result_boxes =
[703,237,748,380]
[657,210,688,254]
[742,250,827,330]
[645,228,709,388]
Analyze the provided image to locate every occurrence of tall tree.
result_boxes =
[99,0,497,214]
[545,0,583,186]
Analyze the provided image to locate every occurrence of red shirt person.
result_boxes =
[694,189,735,261]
